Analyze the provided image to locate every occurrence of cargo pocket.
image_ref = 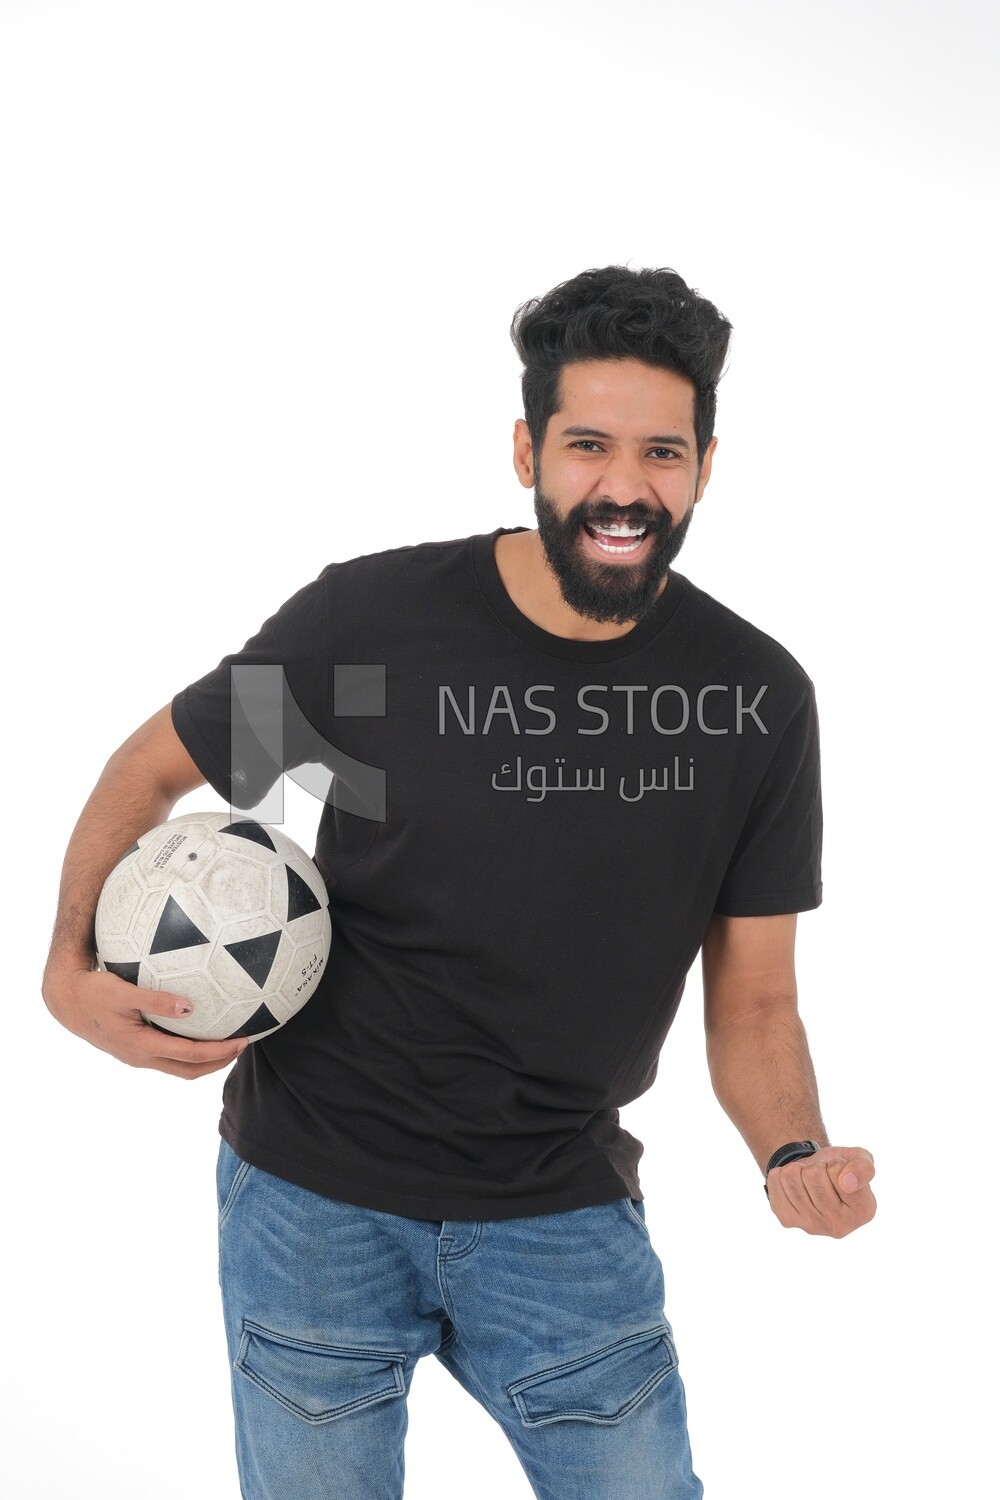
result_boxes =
[507,1323,678,1429]
[235,1320,407,1425]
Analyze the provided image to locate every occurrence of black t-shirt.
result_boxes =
[171,526,823,1220]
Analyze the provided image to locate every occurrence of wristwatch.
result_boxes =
[763,1140,822,1197]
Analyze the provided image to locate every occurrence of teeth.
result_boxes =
[590,533,644,554]
[589,521,647,536]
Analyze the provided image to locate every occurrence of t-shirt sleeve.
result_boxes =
[711,677,823,917]
[171,569,332,810]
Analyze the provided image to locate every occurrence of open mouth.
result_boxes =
[581,519,650,557]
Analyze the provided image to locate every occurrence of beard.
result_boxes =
[533,482,695,626]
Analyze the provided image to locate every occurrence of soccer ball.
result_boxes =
[95,812,332,1042]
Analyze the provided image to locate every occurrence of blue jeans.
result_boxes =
[217,1138,704,1498]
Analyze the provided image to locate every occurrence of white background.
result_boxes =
[2,0,996,1494]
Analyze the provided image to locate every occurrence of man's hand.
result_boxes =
[44,966,249,1080]
[766,1146,876,1238]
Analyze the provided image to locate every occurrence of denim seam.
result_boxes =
[434,1322,516,1430]
[434,1252,460,1352]
[435,1221,484,1262]
[233,1361,403,1425]
[219,1159,253,1231]
[239,1318,409,1364]
[507,1321,675,1396]
[433,1248,514,1427]
[513,1352,676,1427]
[623,1197,650,1236]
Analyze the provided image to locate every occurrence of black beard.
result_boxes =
[533,485,695,625]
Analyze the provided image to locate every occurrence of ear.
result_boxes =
[695,436,718,502]
[512,419,535,489]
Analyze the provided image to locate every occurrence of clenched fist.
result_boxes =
[767,1146,876,1238]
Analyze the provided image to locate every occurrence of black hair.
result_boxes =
[510,264,733,471]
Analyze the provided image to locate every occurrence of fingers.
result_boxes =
[125,1012,250,1069]
[834,1151,876,1199]
[849,1182,878,1225]
[111,988,250,1071]
[812,1146,875,1202]
[768,1149,878,1238]
[765,1166,805,1229]
[143,1053,245,1080]
[798,1157,846,1219]
[50,968,250,1078]
[769,1162,848,1235]
[137,987,198,1020]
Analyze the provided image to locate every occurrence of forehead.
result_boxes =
[555,359,696,434]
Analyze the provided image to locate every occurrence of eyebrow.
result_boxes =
[560,425,690,450]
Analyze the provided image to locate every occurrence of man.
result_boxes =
[43,264,876,1499]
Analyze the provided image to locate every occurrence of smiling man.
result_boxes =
[501,358,714,633]
[43,264,875,1500]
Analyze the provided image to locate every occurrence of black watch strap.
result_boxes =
[763,1140,822,1197]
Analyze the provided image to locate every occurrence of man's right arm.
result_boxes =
[41,704,250,1080]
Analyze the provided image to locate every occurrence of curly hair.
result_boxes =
[510,265,733,471]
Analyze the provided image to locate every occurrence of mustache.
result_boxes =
[572,507,669,532]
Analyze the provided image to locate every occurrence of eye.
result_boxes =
[570,441,681,460]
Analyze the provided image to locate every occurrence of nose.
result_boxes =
[591,448,655,508]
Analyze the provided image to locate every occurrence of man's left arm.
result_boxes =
[701,910,876,1238]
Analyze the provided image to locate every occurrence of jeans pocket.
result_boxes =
[624,1196,649,1233]
[234,1320,408,1425]
[507,1323,678,1428]
[217,1139,254,1228]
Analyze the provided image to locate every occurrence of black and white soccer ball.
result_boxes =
[95,812,332,1042]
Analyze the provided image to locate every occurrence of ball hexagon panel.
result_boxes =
[198,854,270,921]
